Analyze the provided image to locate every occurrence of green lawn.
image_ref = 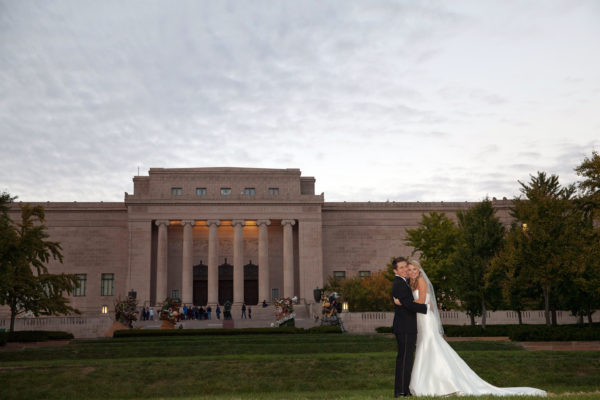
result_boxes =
[1,334,598,399]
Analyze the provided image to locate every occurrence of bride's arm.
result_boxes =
[415,277,427,304]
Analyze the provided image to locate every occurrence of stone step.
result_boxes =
[134,303,319,330]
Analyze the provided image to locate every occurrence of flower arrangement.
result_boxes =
[114,295,138,328]
[160,297,181,325]
[272,296,297,327]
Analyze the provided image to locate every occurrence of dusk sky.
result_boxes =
[1,1,599,202]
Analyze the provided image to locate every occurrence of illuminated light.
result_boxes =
[245,220,257,226]
[169,220,182,226]
[522,223,528,232]
[342,302,349,312]
[101,305,108,314]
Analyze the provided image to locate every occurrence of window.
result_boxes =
[101,273,114,296]
[271,288,279,300]
[196,187,207,196]
[333,271,346,279]
[268,187,279,195]
[74,274,87,296]
[220,187,231,196]
[359,271,371,279]
[244,187,255,196]
[171,187,182,196]
[171,289,180,300]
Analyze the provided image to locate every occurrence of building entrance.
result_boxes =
[193,262,207,306]
[244,261,258,305]
[218,261,233,305]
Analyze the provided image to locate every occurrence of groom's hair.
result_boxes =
[392,257,407,268]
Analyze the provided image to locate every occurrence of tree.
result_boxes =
[453,199,505,328]
[489,224,542,324]
[510,172,578,326]
[324,271,393,312]
[571,151,600,324]
[0,195,80,332]
[575,151,600,219]
[405,212,460,309]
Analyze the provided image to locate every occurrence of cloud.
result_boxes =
[1,1,599,203]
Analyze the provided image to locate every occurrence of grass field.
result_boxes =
[1,334,598,399]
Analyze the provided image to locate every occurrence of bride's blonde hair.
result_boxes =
[407,259,423,290]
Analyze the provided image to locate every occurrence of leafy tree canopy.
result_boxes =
[0,193,79,332]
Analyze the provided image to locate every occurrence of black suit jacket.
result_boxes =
[392,276,428,334]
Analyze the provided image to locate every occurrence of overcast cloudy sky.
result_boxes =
[1,1,599,202]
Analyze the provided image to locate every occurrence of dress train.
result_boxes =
[409,290,546,397]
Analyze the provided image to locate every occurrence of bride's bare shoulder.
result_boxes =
[417,276,427,291]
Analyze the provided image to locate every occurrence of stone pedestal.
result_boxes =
[160,320,175,330]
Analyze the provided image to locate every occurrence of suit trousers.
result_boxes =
[395,332,417,396]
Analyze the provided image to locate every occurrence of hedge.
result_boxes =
[113,325,343,338]
[375,324,600,341]
[0,330,74,343]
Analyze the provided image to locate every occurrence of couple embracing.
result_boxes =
[391,257,546,397]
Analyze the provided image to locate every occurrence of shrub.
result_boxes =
[375,324,600,341]
[113,327,305,338]
[508,325,600,341]
[113,326,344,338]
[0,330,73,343]
[306,325,343,334]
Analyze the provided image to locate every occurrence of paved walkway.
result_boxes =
[517,341,600,351]
[445,336,510,342]
[445,337,600,350]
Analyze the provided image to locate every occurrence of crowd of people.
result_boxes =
[139,302,266,322]
[140,305,215,321]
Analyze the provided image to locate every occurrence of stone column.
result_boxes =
[232,220,245,304]
[257,219,271,303]
[282,219,296,298]
[181,220,195,305]
[155,220,169,304]
[207,220,220,305]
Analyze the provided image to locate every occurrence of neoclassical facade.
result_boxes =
[3,167,512,316]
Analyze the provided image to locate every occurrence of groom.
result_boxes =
[392,257,428,397]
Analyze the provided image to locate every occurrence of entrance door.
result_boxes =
[244,261,258,305]
[218,261,233,305]
[193,262,208,306]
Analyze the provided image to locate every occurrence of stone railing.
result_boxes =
[0,316,114,338]
[339,310,599,334]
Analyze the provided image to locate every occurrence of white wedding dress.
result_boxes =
[410,289,547,397]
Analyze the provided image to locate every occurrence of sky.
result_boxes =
[1,0,599,202]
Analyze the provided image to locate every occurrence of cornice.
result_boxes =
[147,167,302,176]
[322,200,513,211]
[124,198,324,206]
[9,202,127,212]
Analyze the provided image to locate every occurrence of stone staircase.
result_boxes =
[133,303,319,330]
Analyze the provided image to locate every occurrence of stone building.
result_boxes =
[1,167,512,317]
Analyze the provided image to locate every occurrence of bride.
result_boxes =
[394,259,546,397]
